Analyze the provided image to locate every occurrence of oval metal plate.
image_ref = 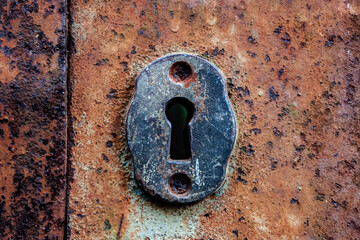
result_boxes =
[126,53,237,204]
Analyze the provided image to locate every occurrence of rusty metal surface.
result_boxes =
[0,0,67,239]
[68,0,360,239]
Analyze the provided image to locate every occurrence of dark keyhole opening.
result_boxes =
[165,97,194,160]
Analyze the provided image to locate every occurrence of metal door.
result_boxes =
[1,0,359,239]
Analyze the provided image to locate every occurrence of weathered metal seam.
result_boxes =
[64,0,73,238]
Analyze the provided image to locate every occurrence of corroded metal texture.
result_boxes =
[126,54,236,203]
[0,0,67,239]
[68,0,360,239]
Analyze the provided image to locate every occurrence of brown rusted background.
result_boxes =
[68,0,360,239]
[1,0,360,239]
[0,0,67,239]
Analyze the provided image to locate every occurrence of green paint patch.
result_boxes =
[308,153,315,159]
[280,103,298,118]
[315,193,325,201]
[104,220,112,231]
[122,176,217,239]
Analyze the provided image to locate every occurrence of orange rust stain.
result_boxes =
[169,61,198,88]
[68,0,360,239]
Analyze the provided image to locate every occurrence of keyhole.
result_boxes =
[165,97,194,160]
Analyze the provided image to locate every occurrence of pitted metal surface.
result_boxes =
[67,0,360,238]
[0,0,67,238]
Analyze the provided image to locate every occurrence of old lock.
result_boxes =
[126,54,237,204]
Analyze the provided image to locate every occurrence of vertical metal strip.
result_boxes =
[64,0,74,238]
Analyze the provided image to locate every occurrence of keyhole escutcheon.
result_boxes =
[165,97,194,160]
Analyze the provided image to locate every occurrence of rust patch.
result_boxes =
[68,0,359,239]
[169,60,197,88]
[0,0,67,238]
[168,173,192,196]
